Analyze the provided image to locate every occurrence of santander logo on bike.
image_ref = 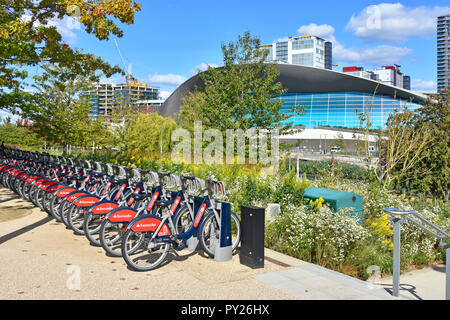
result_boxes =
[130,217,170,235]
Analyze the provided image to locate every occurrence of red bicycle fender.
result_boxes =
[129,217,171,236]
[74,196,100,207]
[107,209,138,223]
[66,192,88,203]
[55,187,77,198]
[47,184,66,194]
[91,202,119,215]
[26,176,41,183]
[39,181,58,190]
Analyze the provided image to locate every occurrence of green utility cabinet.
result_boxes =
[303,187,363,224]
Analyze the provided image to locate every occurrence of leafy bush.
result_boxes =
[266,202,369,270]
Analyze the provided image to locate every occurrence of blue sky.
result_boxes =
[30,1,450,98]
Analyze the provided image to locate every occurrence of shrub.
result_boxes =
[266,203,369,270]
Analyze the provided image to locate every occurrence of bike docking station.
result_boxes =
[213,201,233,262]
[187,196,233,262]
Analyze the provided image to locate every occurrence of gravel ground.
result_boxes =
[0,187,294,300]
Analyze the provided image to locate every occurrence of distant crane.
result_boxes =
[114,38,135,84]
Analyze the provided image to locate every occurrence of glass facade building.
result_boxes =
[158,64,427,129]
[437,14,450,92]
[277,92,422,129]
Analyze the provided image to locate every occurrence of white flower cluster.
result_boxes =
[281,204,370,267]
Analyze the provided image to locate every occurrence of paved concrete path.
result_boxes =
[257,249,398,300]
[0,186,445,300]
[379,265,447,300]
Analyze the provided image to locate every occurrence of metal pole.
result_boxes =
[296,146,299,179]
[442,242,450,300]
[391,217,403,297]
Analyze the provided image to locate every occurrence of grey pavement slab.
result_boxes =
[255,262,400,300]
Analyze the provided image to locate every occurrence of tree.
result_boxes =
[0,0,141,94]
[126,112,179,158]
[178,31,303,134]
[108,84,141,153]
[393,90,449,200]
[20,63,112,151]
[371,107,432,189]
[0,118,41,148]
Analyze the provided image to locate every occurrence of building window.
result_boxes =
[292,39,314,50]
[276,41,288,62]
[292,53,314,66]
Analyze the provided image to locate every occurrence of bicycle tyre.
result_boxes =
[198,211,241,258]
[121,229,170,271]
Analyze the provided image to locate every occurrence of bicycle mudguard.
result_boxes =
[55,187,78,198]
[33,177,49,186]
[88,200,119,215]
[104,206,138,223]
[73,194,100,208]
[125,214,171,236]
[39,181,58,190]
[12,169,24,177]
[64,190,90,203]
[26,175,41,183]
[17,172,30,180]
[47,184,67,194]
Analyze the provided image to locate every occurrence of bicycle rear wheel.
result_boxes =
[100,220,129,257]
[83,213,103,246]
[121,229,170,271]
[49,194,63,221]
[67,205,86,235]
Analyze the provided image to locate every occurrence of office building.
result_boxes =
[343,65,410,90]
[437,14,450,92]
[85,80,164,119]
[261,35,333,70]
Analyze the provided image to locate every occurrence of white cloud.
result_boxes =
[190,62,218,75]
[21,13,80,44]
[148,73,187,86]
[333,44,413,65]
[49,17,80,44]
[159,90,173,100]
[297,23,336,40]
[296,23,413,65]
[411,79,437,91]
[346,3,450,42]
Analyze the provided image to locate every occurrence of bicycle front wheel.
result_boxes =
[121,229,170,271]
[199,211,241,258]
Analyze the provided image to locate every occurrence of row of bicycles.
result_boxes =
[0,147,241,271]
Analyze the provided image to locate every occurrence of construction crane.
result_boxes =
[113,38,135,84]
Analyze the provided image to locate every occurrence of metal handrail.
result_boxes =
[384,208,450,240]
[383,207,450,300]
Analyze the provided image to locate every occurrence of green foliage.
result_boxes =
[0,120,41,148]
[281,159,369,181]
[393,90,449,201]
[126,113,179,158]
[0,0,141,93]
[17,63,112,150]
[265,203,369,270]
[178,31,303,135]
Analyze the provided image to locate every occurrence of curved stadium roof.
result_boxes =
[158,64,428,119]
